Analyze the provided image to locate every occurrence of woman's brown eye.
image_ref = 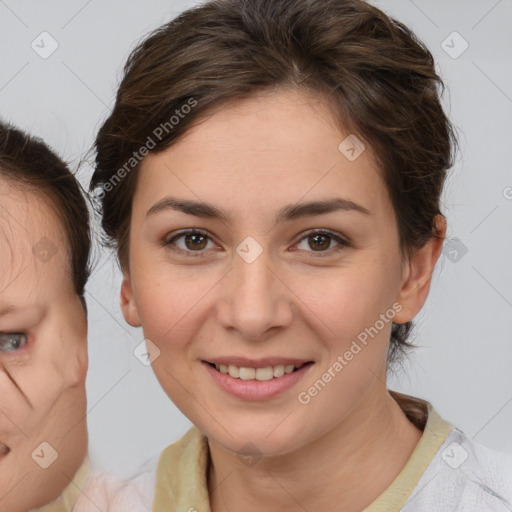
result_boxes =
[184,233,208,250]
[164,230,214,255]
[295,230,348,255]
[308,234,331,251]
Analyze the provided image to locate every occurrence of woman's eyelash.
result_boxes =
[163,229,350,257]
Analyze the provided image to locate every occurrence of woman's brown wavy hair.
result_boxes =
[90,0,457,365]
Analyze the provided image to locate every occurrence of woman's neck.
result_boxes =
[207,386,423,512]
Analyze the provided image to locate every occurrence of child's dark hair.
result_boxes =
[0,121,91,309]
[89,0,457,364]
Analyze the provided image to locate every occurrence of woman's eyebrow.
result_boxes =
[145,197,371,223]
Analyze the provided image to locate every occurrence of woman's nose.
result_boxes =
[216,238,293,340]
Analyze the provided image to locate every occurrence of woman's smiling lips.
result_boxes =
[202,357,314,400]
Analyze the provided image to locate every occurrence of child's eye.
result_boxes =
[0,332,29,353]
[164,229,349,257]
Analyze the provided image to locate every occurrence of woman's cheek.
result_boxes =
[299,274,369,331]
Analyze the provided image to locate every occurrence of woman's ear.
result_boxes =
[393,215,447,324]
[120,272,141,327]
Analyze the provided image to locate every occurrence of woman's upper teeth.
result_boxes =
[215,363,300,380]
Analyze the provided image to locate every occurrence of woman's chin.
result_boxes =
[203,421,310,461]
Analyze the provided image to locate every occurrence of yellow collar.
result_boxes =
[153,396,454,512]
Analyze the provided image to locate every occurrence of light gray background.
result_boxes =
[1,0,511,475]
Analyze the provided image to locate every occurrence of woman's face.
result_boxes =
[121,89,439,456]
[0,180,88,511]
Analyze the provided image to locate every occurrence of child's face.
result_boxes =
[121,89,435,456]
[0,180,88,511]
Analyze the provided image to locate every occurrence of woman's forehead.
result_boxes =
[173,89,350,147]
[137,90,384,201]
